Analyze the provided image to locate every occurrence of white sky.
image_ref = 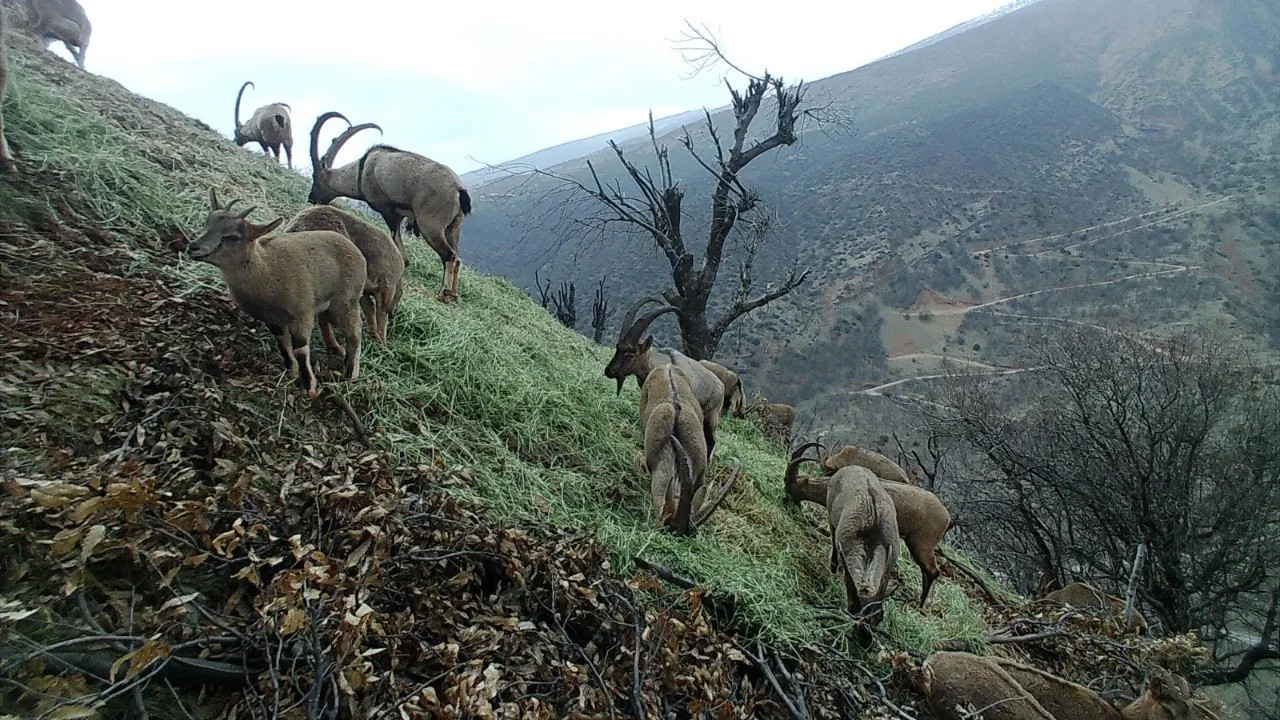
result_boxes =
[68,0,1011,174]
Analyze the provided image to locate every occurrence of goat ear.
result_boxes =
[246,217,283,241]
[639,336,653,353]
[209,188,221,211]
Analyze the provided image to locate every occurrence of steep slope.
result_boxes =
[466,0,1280,444]
[0,21,996,719]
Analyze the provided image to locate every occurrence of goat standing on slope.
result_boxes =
[282,205,405,345]
[784,442,900,642]
[605,297,725,461]
[698,359,746,417]
[640,365,739,534]
[189,190,367,397]
[26,0,89,70]
[308,112,471,302]
[233,82,294,169]
[0,7,16,173]
[818,443,951,605]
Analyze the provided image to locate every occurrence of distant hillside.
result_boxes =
[460,107,720,188]
[881,0,1044,60]
[465,0,1280,445]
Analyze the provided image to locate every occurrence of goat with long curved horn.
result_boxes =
[604,296,726,462]
[307,111,471,303]
[233,81,295,169]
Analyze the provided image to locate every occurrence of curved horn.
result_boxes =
[322,122,383,171]
[234,81,253,130]
[223,198,242,213]
[278,102,291,111]
[623,305,680,347]
[209,187,221,211]
[309,112,350,172]
[616,296,664,343]
[236,205,257,219]
[784,440,825,490]
[669,436,696,535]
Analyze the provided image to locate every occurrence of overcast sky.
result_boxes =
[69,0,1011,174]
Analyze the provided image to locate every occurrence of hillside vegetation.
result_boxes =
[0,22,1020,719]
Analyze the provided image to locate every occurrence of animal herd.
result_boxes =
[0,4,1217,716]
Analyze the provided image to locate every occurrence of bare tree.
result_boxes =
[926,326,1280,686]
[534,270,552,309]
[536,23,843,359]
[551,281,576,329]
[592,276,614,344]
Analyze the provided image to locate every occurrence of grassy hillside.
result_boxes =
[0,9,986,676]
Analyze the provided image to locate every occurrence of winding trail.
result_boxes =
[888,353,1006,371]
[859,366,1045,396]
[975,195,1232,256]
[931,265,1197,316]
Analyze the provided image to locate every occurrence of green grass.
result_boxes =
[1,37,991,653]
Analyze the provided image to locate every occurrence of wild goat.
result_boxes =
[0,7,15,173]
[605,297,725,460]
[190,189,366,397]
[783,442,899,639]
[744,396,796,444]
[639,365,738,534]
[233,82,294,169]
[1042,581,1149,634]
[818,444,949,605]
[920,652,1211,720]
[281,205,404,345]
[308,112,472,302]
[27,0,90,70]
[821,443,913,485]
[698,360,745,417]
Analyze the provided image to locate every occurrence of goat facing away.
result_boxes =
[818,443,950,605]
[233,81,294,169]
[190,189,367,397]
[27,0,90,70]
[920,652,1213,720]
[698,360,745,417]
[308,112,472,302]
[639,365,739,535]
[281,205,404,345]
[605,297,725,461]
[783,442,900,639]
[0,6,15,173]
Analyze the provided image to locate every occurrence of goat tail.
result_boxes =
[458,188,472,216]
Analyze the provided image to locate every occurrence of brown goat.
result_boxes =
[745,396,795,444]
[921,652,1211,720]
[698,360,745,417]
[281,205,404,344]
[784,442,899,639]
[233,81,293,169]
[0,6,15,173]
[639,365,738,534]
[605,297,724,461]
[308,112,470,302]
[1043,581,1149,634]
[27,0,89,70]
[189,190,366,397]
[821,444,913,485]
[819,445,950,605]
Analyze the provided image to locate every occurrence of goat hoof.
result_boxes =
[436,291,459,304]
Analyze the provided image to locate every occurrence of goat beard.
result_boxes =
[615,377,625,396]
